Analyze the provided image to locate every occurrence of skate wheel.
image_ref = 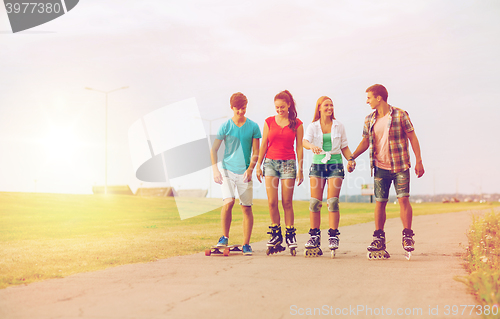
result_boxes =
[205,249,211,256]
[223,248,230,256]
[331,250,336,258]
[290,248,296,256]
[367,252,372,260]
[405,251,412,261]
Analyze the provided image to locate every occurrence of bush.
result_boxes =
[458,210,500,318]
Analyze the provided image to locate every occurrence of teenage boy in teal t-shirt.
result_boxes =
[210,92,261,255]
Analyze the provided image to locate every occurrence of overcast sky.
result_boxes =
[1,0,499,199]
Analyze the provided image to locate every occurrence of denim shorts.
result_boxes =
[374,167,410,202]
[309,163,345,179]
[263,159,296,179]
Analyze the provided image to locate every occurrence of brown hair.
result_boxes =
[366,84,388,102]
[312,96,334,122]
[274,90,298,132]
[230,92,248,109]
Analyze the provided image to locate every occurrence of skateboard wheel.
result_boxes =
[223,248,230,256]
[205,249,211,256]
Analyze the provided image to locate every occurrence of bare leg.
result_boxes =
[265,176,280,225]
[281,178,296,227]
[398,196,413,229]
[327,177,343,229]
[221,198,235,238]
[241,205,253,246]
[374,201,387,230]
[309,177,326,229]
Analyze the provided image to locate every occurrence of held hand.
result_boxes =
[415,161,425,178]
[311,145,322,155]
[256,167,263,183]
[296,170,304,186]
[347,160,356,173]
[213,170,223,185]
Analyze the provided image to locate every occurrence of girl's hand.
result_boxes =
[296,170,304,186]
[256,166,263,183]
[347,160,356,173]
[311,145,322,155]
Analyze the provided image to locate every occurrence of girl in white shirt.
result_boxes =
[302,96,355,257]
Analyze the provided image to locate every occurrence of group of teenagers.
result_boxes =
[210,84,425,257]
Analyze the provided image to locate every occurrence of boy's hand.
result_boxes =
[243,169,253,183]
[213,170,223,185]
[415,161,425,178]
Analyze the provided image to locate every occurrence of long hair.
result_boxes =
[274,90,298,132]
[312,96,335,122]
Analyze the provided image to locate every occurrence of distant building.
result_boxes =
[135,187,175,197]
[92,185,134,195]
[175,189,208,197]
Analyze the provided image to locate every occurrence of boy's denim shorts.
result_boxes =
[309,163,345,179]
[374,167,410,202]
[263,159,296,179]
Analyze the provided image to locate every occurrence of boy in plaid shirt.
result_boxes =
[349,84,424,259]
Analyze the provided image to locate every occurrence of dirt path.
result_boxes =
[0,210,480,319]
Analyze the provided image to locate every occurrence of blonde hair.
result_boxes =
[312,96,335,122]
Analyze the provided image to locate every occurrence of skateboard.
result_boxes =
[205,244,242,256]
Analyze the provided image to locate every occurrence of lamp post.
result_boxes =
[85,86,129,195]
[196,116,228,198]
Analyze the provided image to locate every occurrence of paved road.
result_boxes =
[0,210,481,319]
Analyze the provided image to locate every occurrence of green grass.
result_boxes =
[1,191,498,289]
[457,209,500,318]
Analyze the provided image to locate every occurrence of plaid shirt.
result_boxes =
[362,106,414,175]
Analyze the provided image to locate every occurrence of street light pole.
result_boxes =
[85,86,129,195]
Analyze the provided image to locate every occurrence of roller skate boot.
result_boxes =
[367,229,390,260]
[285,226,298,256]
[402,228,415,260]
[304,228,322,257]
[328,228,340,258]
[266,224,285,255]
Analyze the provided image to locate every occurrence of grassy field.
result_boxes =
[458,209,500,318]
[1,191,498,289]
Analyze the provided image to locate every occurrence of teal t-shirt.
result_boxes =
[312,133,342,164]
[216,118,262,174]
